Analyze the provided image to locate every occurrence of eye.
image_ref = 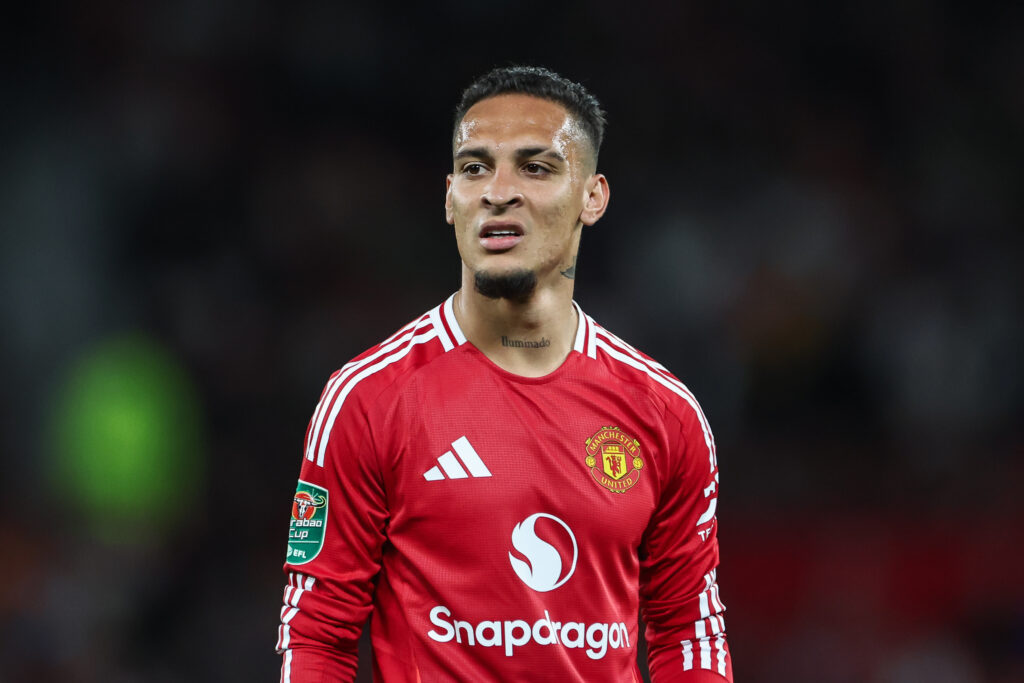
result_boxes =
[462,162,487,176]
[523,162,549,175]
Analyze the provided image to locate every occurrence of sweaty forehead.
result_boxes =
[455,94,586,157]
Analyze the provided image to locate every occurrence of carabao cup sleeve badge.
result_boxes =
[585,426,644,494]
[287,480,328,565]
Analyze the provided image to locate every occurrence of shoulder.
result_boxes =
[303,298,462,466]
[578,310,713,436]
[579,311,718,473]
[338,294,468,392]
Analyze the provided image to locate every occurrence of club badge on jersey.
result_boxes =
[584,426,644,494]
[287,480,328,565]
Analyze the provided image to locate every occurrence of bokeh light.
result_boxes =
[49,334,204,539]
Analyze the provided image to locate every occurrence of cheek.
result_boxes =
[534,202,581,257]
[452,182,480,211]
[449,191,472,225]
[538,193,581,229]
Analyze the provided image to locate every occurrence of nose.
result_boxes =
[481,166,522,209]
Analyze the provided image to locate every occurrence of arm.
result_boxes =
[640,401,732,682]
[275,373,388,682]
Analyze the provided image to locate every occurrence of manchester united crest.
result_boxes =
[585,426,643,493]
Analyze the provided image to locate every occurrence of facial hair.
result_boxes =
[474,269,537,303]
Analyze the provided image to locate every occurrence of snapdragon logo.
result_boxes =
[427,606,630,660]
[508,512,577,592]
[425,512,631,660]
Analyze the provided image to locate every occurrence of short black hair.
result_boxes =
[452,66,607,161]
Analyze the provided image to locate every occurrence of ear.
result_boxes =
[445,174,455,225]
[579,174,610,226]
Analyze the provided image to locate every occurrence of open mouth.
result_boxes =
[482,228,520,237]
[479,223,524,251]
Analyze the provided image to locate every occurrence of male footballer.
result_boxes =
[276,66,732,682]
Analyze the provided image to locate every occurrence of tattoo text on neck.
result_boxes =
[501,336,551,349]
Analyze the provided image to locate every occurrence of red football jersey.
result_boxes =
[276,295,731,682]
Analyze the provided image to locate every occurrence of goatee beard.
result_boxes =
[474,269,537,303]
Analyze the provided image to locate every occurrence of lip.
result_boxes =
[478,221,525,252]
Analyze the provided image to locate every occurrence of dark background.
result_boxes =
[1,2,1022,681]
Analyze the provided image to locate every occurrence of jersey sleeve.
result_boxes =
[275,372,389,683]
[640,396,732,682]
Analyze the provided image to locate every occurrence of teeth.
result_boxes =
[486,230,516,237]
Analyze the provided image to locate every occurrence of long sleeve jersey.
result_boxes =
[276,295,731,681]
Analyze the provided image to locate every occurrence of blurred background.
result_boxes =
[1,2,1021,681]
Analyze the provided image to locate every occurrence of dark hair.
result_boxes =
[453,66,607,161]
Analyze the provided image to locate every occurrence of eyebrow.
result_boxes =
[517,147,566,163]
[453,146,567,163]
[454,147,492,162]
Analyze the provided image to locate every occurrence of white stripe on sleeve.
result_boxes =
[696,620,712,670]
[280,648,292,683]
[315,328,438,466]
[276,573,316,655]
[593,337,716,471]
[716,634,728,675]
[681,639,694,670]
[306,315,432,462]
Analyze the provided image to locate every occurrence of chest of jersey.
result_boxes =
[372,351,663,615]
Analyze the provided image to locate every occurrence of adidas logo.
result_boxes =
[423,436,492,481]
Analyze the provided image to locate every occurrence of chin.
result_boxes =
[473,268,538,302]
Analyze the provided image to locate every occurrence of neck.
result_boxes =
[453,269,578,378]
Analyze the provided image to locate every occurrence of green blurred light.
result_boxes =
[50,334,204,538]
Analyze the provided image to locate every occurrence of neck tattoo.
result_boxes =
[501,336,551,349]
[560,255,577,280]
